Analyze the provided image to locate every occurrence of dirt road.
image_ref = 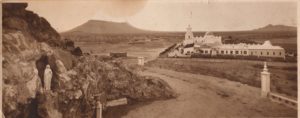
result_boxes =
[122,67,297,118]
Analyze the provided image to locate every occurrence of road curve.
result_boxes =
[122,67,297,118]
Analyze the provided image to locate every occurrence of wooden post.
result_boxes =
[0,110,4,118]
[95,98,127,118]
[138,57,145,66]
[96,102,102,118]
[261,62,270,98]
[106,98,128,107]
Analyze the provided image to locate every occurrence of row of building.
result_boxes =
[168,25,286,59]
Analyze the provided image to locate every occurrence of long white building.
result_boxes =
[168,25,286,59]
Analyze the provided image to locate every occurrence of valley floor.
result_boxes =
[119,67,296,118]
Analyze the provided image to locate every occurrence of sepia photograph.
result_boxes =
[1,0,298,118]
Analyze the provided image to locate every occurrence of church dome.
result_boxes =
[262,40,272,46]
[205,31,214,36]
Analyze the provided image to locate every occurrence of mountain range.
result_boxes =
[62,20,297,35]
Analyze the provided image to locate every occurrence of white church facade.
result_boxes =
[168,25,286,59]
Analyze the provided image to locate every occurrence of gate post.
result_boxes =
[96,101,102,118]
[138,57,145,66]
[261,62,270,98]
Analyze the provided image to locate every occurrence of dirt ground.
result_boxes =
[114,67,297,118]
[146,58,297,97]
[76,42,297,118]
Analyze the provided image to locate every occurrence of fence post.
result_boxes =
[96,101,102,118]
[138,57,145,66]
[261,62,270,98]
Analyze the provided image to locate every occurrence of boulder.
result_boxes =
[67,70,77,76]
[39,42,53,56]
[74,90,82,99]
[26,68,42,98]
[58,73,71,82]
[55,60,67,74]
[81,81,89,96]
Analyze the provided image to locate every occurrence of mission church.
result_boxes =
[168,25,286,59]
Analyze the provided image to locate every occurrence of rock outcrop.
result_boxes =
[3,3,175,118]
[3,3,62,47]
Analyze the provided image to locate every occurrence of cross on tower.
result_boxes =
[187,24,192,31]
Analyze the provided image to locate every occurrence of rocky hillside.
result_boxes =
[3,3,62,47]
[2,3,175,118]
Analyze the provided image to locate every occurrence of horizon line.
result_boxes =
[59,19,297,33]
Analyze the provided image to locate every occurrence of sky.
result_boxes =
[18,0,298,32]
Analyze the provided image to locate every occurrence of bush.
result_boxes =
[64,39,75,49]
[71,47,83,56]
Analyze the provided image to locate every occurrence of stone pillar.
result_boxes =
[96,101,102,118]
[138,57,145,66]
[261,62,270,98]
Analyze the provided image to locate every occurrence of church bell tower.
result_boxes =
[185,25,194,40]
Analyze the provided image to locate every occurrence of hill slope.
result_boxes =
[254,24,296,32]
[63,20,150,34]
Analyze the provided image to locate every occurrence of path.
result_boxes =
[122,67,297,118]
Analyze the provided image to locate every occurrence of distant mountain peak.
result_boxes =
[255,24,296,31]
[87,20,128,24]
[64,20,149,34]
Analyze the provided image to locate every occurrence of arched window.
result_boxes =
[200,50,204,53]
